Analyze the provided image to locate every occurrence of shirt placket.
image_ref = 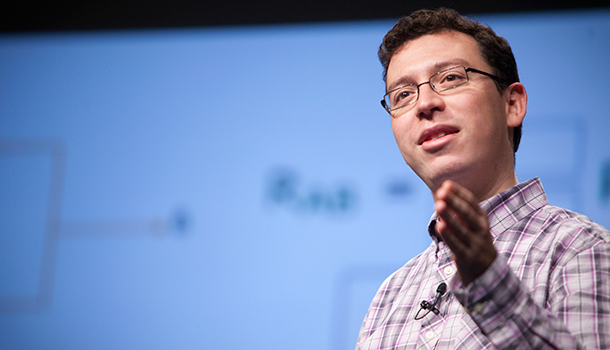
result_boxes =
[414,241,455,349]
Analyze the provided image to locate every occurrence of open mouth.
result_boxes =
[427,131,456,141]
[419,127,459,145]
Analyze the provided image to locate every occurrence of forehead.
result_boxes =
[386,31,488,88]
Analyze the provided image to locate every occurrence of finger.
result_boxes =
[437,181,485,232]
[435,199,471,247]
[442,191,482,232]
[445,181,486,216]
[435,186,473,234]
[435,211,470,254]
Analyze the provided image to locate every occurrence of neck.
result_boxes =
[431,170,518,203]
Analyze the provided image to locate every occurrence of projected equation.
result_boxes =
[266,167,358,214]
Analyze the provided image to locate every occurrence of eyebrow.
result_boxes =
[386,59,472,92]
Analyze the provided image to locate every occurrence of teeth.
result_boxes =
[430,132,446,141]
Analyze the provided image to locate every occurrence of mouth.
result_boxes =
[418,126,460,145]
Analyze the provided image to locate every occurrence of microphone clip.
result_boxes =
[414,282,447,320]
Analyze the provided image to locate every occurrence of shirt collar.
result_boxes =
[427,177,548,242]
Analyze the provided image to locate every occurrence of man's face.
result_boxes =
[386,31,520,199]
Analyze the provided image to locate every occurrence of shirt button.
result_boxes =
[443,266,454,276]
[472,303,485,314]
[425,331,435,340]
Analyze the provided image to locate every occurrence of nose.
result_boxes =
[415,82,444,118]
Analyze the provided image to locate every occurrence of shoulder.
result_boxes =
[537,205,609,243]
[525,204,610,265]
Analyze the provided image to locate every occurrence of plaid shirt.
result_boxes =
[356,178,610,350]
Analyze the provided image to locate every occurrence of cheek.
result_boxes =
[391,119,410,150]
[391,117,415,141]
[455,95,499,132]
[391,118,418,161]
[458,98,508,149]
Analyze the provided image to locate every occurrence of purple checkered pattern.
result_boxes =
[356,178,610,350]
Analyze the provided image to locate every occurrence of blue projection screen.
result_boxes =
[1,9,610,350]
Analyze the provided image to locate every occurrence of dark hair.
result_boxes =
[379,8,522,153]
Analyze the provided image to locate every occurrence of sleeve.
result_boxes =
[451,243,610,350]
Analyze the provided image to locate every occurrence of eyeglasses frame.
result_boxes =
[380,66,505,114]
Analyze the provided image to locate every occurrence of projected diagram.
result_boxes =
[0,140,190,313]
[331,116,589,350]
[0,140,64,313]
[514,117,586,212]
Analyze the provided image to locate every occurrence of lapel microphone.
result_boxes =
[414,282,447,320]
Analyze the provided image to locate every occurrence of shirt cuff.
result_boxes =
[450,255,526,336]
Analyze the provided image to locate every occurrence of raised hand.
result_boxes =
[434,180,497,286]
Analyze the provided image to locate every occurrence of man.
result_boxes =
[356,8,610,350]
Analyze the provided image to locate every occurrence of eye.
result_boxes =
[436,69,467,87]
[397,90,413,101]
[392,86,417,106]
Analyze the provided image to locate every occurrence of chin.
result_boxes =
[424,163,472,189]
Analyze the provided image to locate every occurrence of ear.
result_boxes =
[505,82,527,127]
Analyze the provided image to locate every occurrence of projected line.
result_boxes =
[59,210,190,238]
[60,219,167,237]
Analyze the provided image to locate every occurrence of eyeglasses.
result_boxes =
[381,66,503,114]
